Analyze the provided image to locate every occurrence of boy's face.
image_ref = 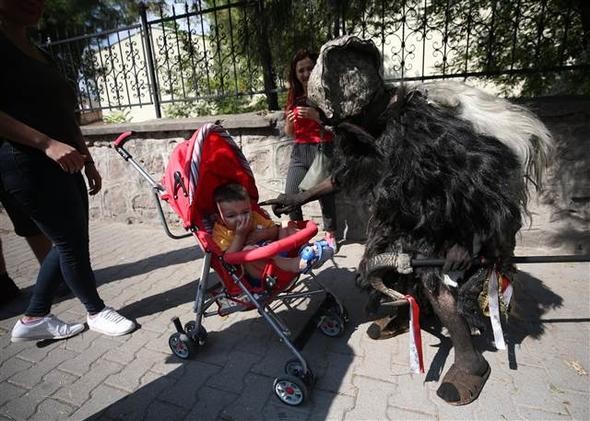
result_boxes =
[217,198,251,230]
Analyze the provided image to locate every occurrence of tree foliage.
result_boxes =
[38,0,589,118]
[426,0,589,95]
[39,0,144,38]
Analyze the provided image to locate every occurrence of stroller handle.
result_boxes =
[224,220,318,265]
[113,131,135,148]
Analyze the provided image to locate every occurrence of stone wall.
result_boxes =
[82,112,370,240]
[81,96,589,250]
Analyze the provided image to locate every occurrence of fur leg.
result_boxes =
[422,279,489,405]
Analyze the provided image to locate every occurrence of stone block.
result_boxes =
[217,372,274,420]
[308,389,355,421]
[206,350,264,394]
[53,359,123,406]
[58,337,118,376]
[0,381,26,407]
[158,360,220,408]
[247,148,272,177]
[1,377,64,420]
[29,398,76,421]
[143,400,187,421]
[104,348,167,392]
[345,376,394,421]
[510,363,568,414]
[184,386,239,421]
[104,371,178,421]
[0,356,32,383]
[8,348,78,389]
[68,384,128,420]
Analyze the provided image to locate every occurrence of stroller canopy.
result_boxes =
[162,123,258,231]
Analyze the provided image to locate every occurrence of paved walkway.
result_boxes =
[1,214,589,420]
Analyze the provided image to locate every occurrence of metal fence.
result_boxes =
[38,0,588,120]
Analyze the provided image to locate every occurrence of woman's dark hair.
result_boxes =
[286,49,318,110]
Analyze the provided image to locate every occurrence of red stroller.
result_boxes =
[113,123,348,406]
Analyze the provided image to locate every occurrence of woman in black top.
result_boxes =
[0,0,135,341]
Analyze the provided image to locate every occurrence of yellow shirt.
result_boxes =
[212,210,276,252]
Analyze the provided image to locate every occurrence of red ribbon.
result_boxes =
[405,294,424,373]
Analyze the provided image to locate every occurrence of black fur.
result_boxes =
[332,87,525,328]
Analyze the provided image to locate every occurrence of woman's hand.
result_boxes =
[44,139,85,173]
[296,106,320,122]
[286,109,297,124]
[84,162,102,195]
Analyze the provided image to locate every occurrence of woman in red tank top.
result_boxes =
[282,49,338,250]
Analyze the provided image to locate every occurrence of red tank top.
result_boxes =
[290,98,334,144]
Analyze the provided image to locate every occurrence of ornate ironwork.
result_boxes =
[38,0,588,118]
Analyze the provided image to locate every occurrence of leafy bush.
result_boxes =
[103,109,131,124]
[164,94,268,119]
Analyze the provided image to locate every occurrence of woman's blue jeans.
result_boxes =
[0,142,105,316]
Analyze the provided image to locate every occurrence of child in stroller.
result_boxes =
[113,122,348,406]
[212,182,334,280]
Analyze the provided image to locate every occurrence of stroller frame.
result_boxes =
[114,129,348,406]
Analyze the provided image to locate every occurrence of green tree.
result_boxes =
[424,0,589,95]
[38,0,146,38]
[37,0,589,118]
[35,1,166,113]
[161,2,271,117]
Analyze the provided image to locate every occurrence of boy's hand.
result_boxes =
[235,213,252,236]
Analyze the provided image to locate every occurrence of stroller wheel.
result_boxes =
[333,303,350,323]
[184,321,208,346]
[168,332,194,359]
[284,358,315,386]
[273,376,307,406]
[318,309,345,337]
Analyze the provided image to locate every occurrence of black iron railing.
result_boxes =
[38,0,589,120]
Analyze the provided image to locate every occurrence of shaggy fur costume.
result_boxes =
[262,35,555,404]
[331,84,548,328]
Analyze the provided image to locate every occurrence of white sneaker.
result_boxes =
[87,307,135,336]
[11,315,85,342]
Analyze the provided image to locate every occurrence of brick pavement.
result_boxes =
[1,213,589,420]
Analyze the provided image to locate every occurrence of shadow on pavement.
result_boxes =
[0,246,203,321]
[391,269,564,383]
[508,270,564,340]
[93,246,204,287]
[84,266,365,420]
[80,265,565,419]
[118,274,221,321]
[423,269,564,379]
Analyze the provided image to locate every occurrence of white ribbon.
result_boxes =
[488,269,506,350]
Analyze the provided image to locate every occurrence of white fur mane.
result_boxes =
[416,81,554,189]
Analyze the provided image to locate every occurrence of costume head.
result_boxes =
[308,35,386,125]
[309,35,553,187]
